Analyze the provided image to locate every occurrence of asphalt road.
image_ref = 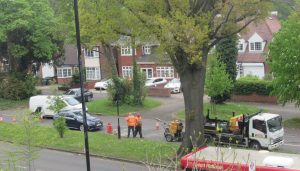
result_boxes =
[0,142,162,171]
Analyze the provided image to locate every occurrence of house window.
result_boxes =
[86,67,100,80]
[84,47,99,58]
[250,42,262,51]
[122,66,133,78]
[57,67,72,78]
[143,46,151,55]
[156,66,174,78]
[121,46,133,56]
[238,44,243,51]
[237,63,244,77]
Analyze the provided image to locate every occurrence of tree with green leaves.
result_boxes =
[0,0,63,74]
[79,0,271,155]
[213,35,238,103]
[269,8,300,106]
[205,57,233,115]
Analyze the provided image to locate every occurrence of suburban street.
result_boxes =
[0,88,300,170]
[0,142,164,171]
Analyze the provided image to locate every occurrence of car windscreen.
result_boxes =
[170,79,180,83]
[145,79,154,84]
[267,116,282,132]
[74,111,91,117]
[63,97,80,106]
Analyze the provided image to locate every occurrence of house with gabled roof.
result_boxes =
[237,12,281,79]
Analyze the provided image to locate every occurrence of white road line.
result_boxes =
[283,143,300,147]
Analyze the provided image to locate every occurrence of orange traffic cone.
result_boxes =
[0,114,3,122]
[156,121,160,130]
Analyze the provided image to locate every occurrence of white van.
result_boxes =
[29,95,87,118]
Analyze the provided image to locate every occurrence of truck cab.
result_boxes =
[248,113,284,150]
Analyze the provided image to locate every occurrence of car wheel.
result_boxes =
[79,125,84,131]
[249,141,261,150]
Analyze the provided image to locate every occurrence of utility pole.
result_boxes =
[73,0,91,171]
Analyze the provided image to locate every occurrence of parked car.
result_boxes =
[54,109,103,131]
[94,79,112,90]
[164,78,181,93]
[29,95,86,118]
[145,77,167,87]
[64,88,93,102]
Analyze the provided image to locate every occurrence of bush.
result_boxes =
[233,76,273,96]
[53,117,67,138]
[0,74,38,100]
[58,84,71,91]
[107,76,132,105]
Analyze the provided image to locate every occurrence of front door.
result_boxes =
[141,68,153,79]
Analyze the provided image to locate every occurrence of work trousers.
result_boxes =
[127,126,135,137]
[134,125,143,138]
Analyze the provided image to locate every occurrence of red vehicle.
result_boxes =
[180,146,300,171]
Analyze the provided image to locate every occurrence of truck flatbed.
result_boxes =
[181,146,300,171]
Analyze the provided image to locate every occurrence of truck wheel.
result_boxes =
[249,141,261,150]
[165,134,173,142]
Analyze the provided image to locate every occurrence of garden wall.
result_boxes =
[148,87,171,97]
[231,94,277,104]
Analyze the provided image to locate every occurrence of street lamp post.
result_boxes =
[73,0,91,171]
[117,99,121,139]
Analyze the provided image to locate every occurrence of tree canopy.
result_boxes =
[78,0,271,155]
[0,0,63,73]
[269,10,300,106]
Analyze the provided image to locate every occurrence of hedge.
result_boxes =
[233,76,273,96]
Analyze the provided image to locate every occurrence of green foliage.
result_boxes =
[177,102,260,121]
[47,96,66,113]
[132,60,147,106]
[205,58,233,99]
[107,76,132,105]
[213,35,238,103]
[17,111,40,171]
[272,0,295,20]
[0,74,38,100]
[0,0,64,73]
[53,116,67,138]
[87,98,161,116]
[269,10,300,106]
[233,76,273,96]
[0,122,178,164]
[72,70,80,84]
[283,117,300,129]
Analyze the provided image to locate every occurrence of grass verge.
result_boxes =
[0,98,28,110]
[0,123,178,163]
[87,98,161,116]
[283,118,300,129]
[177,102,260,120]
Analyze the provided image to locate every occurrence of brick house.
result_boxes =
[116,44,178,80]
[237,12,281,79]
[54,44,104,88]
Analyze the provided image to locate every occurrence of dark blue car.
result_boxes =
[54,109,103,131]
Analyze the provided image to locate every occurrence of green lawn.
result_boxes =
[177,102,261,120]
[0,98,28,110]
[284,118,300,129]
[87,98,161,116]
[0,123,178,163]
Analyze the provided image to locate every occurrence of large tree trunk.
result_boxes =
[102,43,118,76]
[176,50,209,157]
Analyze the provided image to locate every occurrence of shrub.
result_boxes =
[0,74,38,100]
[233,76,273,96]
[53,117,67,138]
[107,76,132,105]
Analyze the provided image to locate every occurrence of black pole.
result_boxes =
[117,99,121,139]
[73,1,91,171]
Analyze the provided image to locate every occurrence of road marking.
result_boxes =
[283,143,300,147]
